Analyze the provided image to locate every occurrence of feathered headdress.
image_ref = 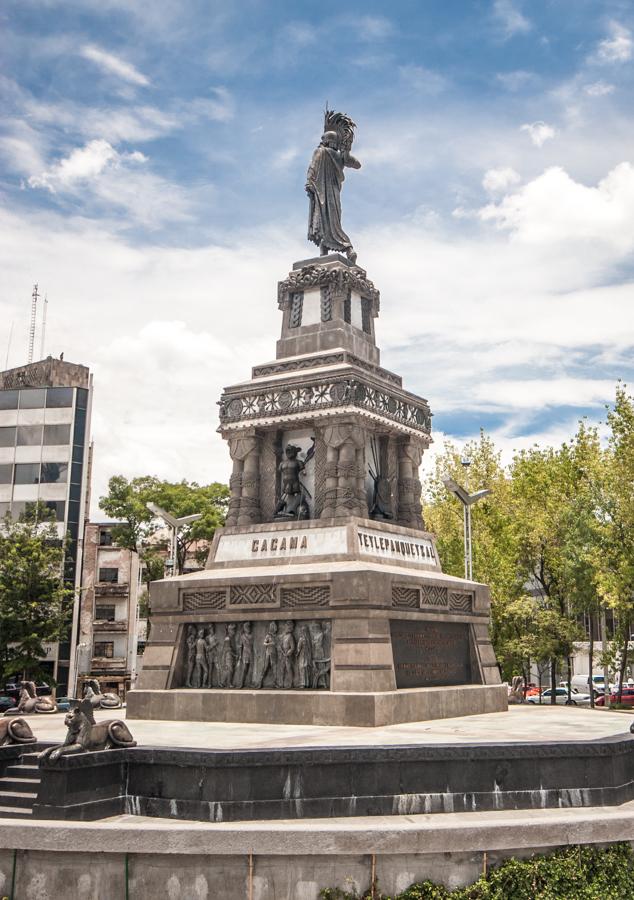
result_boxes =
[324,108,357,154]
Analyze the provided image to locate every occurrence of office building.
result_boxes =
[0,357,93,693]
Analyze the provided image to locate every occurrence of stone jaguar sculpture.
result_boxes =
[0,717,37,746]
[3,681,57,716]
[39,698,136,764]
[82,678,122,709]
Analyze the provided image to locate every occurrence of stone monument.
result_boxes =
[129,109,506,726]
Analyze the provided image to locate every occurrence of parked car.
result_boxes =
[596,687,634,708]
[570,674,612,696]
[527,687,592,706]
[55,697,71,713]
[0,695,15,713]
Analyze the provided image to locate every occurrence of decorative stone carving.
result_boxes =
[320,420,367,518]
[280,585,330,608]
[219,376,431,436]
[0,717,36,747]
[392,586,419,608]
[183,590,226,611]
[397,438,425,529]
[185,625,196,687]
[39,699,136,764]
[449,592,473,613]
[226,432,262,527]
[420,585,449,607]
[4,681,57,716]
[251,352,401,386]
[82,678,122,709]
[191,626,209,688]
[181,619,331,691]
[278,263,379,309]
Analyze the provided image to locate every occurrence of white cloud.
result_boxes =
[520,121,556,147]
[496,70,535,91]
[595,22,632,64]
[27,139,142,192]
[482,166,521,193]
[186,87,235,123]
[357,15,394,41]
[80,44,150,86]
[583,80,615,97]
[399,65,447,95]
[478,162,634,252]
[26,140,190,226]
[492,0,531,38]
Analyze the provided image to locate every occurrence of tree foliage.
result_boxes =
[423,386,634,688]
[0,504,72,683]
[99,476,229,574]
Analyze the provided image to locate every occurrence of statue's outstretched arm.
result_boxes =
[344,153,361,170]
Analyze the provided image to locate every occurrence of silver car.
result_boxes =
[527,687,592,706]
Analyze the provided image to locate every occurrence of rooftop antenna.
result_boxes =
[39,293,48,359]
[27,283,39,364]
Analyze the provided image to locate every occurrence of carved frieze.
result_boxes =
[219,377,432,437]
[251,352,402,387]
[278,263,380,309]
[182,619,331,690]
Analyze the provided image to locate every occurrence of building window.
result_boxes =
[0,427,16,448]
[46,387,73,408]
[99,567,119,584]
[99,530,114,546]
[14,463,40,484]
[0,390,18,410]
[18,389,46,409]
[43,424,71,445]
[93,641,114,658]
[16,425,43,446]
[95,605,116,621]
[41,462,68,484]
[0,464,13,484]
[43,500,65,522]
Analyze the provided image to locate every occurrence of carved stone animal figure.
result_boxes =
[4,681,57,716]
[0,717,37,746]
[83,678,122,709]
[39,699,136,764]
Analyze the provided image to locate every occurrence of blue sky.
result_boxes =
[1,0,634,507]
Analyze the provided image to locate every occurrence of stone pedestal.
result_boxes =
[131,255,504,725]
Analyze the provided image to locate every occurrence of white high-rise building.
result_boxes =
[0,357,93,694]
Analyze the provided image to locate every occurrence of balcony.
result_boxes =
[94,583,129,598]
[93,619,128,633]
[91,657,127,672]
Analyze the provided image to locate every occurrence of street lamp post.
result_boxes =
[442,475,491,581]
[146,503,203,577]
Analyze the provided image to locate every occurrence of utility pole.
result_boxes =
[27,284,39,364]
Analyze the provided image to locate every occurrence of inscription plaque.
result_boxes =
[390,620,473,688]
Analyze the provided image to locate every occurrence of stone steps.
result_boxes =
[0,749,43,818]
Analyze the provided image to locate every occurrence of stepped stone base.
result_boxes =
[127,683,507,727]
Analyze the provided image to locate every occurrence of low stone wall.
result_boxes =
[31,733,634,822]
[1,806,634,899]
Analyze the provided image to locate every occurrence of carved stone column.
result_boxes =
[397,437,425,529]
[319,419,367,519]
[225,430,262,527]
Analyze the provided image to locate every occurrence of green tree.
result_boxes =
[99,476,230,574]
[0,505,72,683]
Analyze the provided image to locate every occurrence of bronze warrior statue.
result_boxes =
[275,441,314,520]
[306,109,361,263]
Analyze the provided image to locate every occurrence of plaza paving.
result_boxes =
[19,703,634,749]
